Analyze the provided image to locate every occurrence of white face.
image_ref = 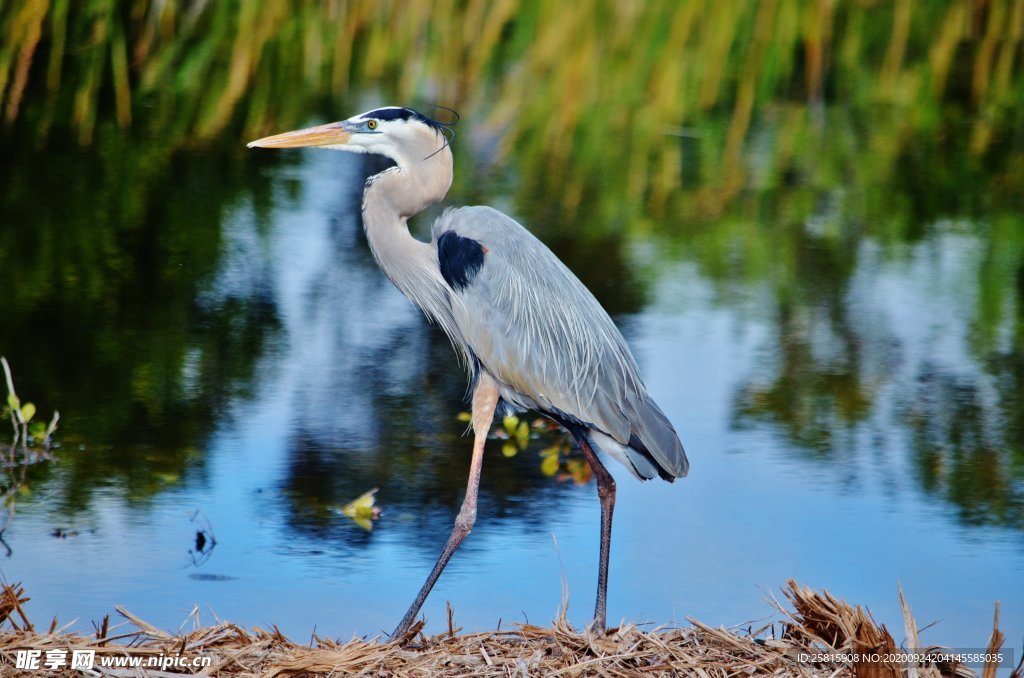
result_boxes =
[335,107,423,155]
[247,106,450,167]
[338,107,450,164]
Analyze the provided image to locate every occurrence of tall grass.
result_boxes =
[1,1,1021,213]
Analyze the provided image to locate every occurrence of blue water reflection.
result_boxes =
[2,148,1021,651]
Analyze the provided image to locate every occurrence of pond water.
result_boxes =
[0,134,1021,650]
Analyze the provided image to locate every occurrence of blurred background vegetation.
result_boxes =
[0,0,1021,529]
[2,1,1021,206]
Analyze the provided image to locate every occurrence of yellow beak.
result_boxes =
[247,121,353,149]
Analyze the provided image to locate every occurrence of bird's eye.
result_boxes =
[367,119,378,130]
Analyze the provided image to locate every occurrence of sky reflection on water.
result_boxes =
[1,147,1020,650]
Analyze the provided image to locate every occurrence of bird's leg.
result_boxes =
[578,436,615,635]
[391,372,500,640]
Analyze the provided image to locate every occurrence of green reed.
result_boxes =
[1,1,1021,205]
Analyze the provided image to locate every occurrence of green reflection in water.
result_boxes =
[0,122,281,513]
[0,1,1021,531]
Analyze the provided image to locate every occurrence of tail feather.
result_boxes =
[547,391,688,482]
[625,394,689,479]
[587,429,660,480]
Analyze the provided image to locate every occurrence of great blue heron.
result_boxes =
[248,106,688,638]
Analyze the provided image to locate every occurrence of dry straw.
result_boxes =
[0,581,1018,676]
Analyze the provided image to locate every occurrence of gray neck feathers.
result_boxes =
[360,136,468,363]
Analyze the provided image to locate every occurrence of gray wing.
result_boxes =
[433,206,688,480]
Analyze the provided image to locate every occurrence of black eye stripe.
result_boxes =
[363,108,414,121]
[359,107,450,135]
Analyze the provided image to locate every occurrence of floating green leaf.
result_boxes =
[20,402,36,423]
[566,459,592,485]
[502,442,518,458]
[338,488,380,531]
[515,421,530,448]
[341,488,377,517]
[6,394,19,411]
[456,411,472,422]
[541,454,560,477]
[502,415,520,434]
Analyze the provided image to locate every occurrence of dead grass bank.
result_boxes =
[0,581,1017,676]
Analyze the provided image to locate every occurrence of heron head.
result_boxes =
[247,106,455,167]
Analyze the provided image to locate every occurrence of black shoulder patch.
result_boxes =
[437,231,486,291]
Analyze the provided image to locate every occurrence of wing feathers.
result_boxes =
[433,206,688,481]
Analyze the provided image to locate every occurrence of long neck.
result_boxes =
[361,149,466,357]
